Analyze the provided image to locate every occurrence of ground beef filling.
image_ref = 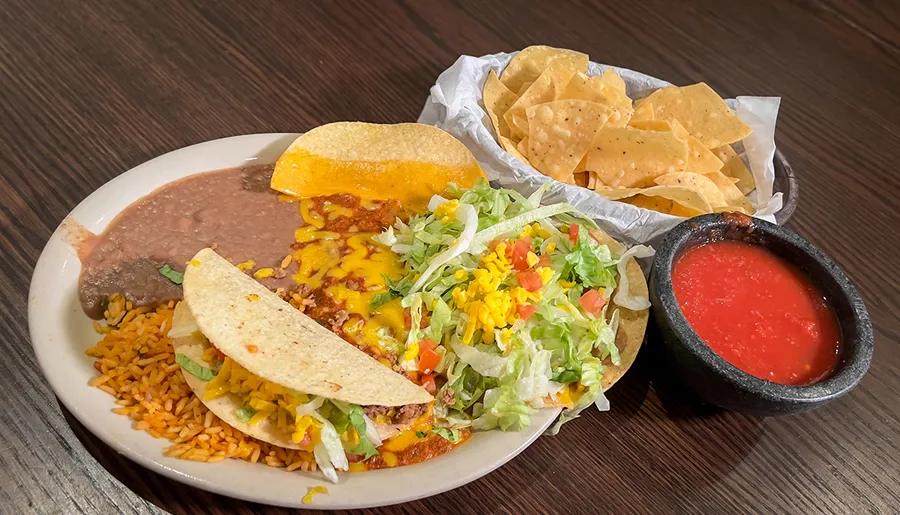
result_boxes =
[363,403,429,425]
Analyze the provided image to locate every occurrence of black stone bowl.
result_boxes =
[649,213,873,416]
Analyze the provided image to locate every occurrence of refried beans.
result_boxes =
[78,164,300,318]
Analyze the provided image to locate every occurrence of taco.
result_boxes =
[170,248,435,482]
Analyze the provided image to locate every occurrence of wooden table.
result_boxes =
[2,0,898,513]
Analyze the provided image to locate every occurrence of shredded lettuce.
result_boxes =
[312,413,349,484]
[409,202,478,293]
[235,405,256,422]
[431,427,462,442]
[159,264,184,285]
[175,354,216,381]
[369,291,396,311]
[451,340,507,377]
[347,405,380,459]
[613,245,655,310]
[470,203,576,250]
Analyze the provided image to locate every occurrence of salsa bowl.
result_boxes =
[648,213,873,416]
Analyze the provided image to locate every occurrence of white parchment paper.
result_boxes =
[419,52,783,247]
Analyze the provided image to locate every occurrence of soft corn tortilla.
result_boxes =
[181,248,433,407]
[588,229,649,391]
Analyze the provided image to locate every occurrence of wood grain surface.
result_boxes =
[2,0,898,513]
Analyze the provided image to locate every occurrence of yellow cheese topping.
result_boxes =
[302,486,328,504]
[451,241,544,344]
[204,357,321,446]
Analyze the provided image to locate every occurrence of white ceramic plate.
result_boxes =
[28,133,559,510]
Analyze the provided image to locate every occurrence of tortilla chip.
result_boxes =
[664,119,724,174]
[596,185,713,213]
[654,171,727,208]
[504,61,577,138]
[668,202,707,218]
[517,136,530,158]
[483,70,519,140]
[627,120,676,132]
[559,71,633,127]
[585,126,688,188]
[500,45,588,95]
[526,99,610,184]
[271,123,486,212]
[517,81,534,96]
[704,170,754,213]
[713,144,755,194]
[499,135,531,165]
[183,248,434,406]
[631,101,654,122]
[643,82,752,148]
[622,194,674,213]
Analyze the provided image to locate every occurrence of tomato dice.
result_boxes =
[417,340,441,373]
[517,270,543,292]
[537,252,552,268]
[420,373,437,395]
[517,304,537,320]
[579,289,606,315]
[568,223,580,245]
[511,237,533,270]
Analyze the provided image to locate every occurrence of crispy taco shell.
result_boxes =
[270,122,486,212]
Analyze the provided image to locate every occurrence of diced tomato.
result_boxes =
[417,340,441,373]
[346,452,364,463]
[537,253,552,268]
[511,237,533,270]
[419,339,437,353]
[210,343,226,360]
[517,304,537,320]
[420,373,437,395]
[569,223,580,245]
[299,431,312,447]
[579,289,606,315]
[517,270,543,292]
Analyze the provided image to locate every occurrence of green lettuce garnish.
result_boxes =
[159,264,184,285]
[431,427,462,442]
[235,406,256,422]
[347,405,379,459]
[175,354,216,381]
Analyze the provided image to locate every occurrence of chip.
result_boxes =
[654,171,727,208]
[504,61,578,138]
[631,101,654,122]
[526,100,610,184]
[517,137,529,158]
[500,45,589,95]
[517,81,534,95]
[596,185,713,214]
[642,82,752,148]
[499,136,530,164]
[713,144,755,194]
[704,170,754,213]
[560,71,633,127]
[623,194,674,213]
[585,127,689,188]
[482,70,519,140]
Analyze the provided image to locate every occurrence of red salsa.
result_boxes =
[672,241,841,385]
